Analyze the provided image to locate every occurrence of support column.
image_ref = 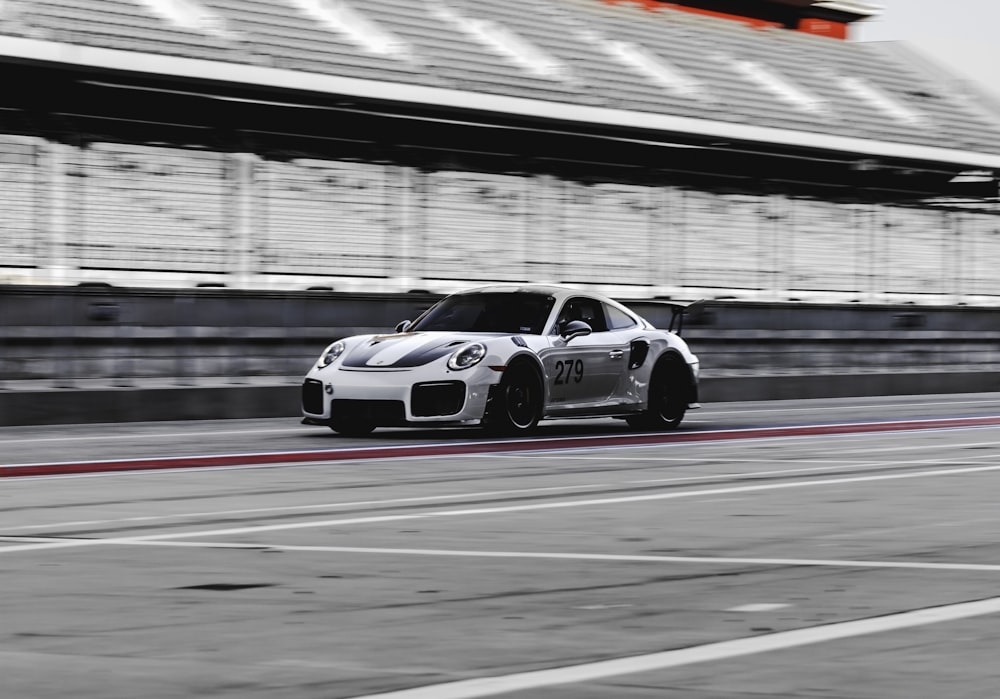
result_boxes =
[231,152,257,289]
[41,140,72,285]
[395,165,414,290]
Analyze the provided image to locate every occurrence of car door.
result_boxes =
[602,301,647,407]
[542,297,628,406]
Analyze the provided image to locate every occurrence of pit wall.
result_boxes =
[1,285,998,425]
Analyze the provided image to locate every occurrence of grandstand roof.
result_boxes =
[1,0,999,168]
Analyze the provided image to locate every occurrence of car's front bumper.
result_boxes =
[301,366,498,426]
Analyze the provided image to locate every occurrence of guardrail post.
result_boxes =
[174,293,194,386]
[284,294,302,384]
[113,308,134,388]
[52,291,75,389]
[0,291,6,391]
[226,293,245,385]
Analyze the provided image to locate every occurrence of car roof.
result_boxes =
[456,284,610,303]
[446,285,651,329]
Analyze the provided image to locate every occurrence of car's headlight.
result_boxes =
[318,340,346,368]
[447,342,486,371]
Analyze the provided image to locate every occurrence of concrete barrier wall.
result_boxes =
[3,372,999,427]
[0,287,440,385]
[2,286,998,425]
[3,286,998,383]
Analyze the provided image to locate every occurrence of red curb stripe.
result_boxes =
[5,415,1000,478]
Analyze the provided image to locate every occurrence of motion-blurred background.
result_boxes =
[1,0,999,423]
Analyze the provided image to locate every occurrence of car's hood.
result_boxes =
[341,332,487,369]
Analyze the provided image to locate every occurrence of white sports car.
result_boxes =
[301,285,700,435]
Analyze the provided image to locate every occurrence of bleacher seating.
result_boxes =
[257,158,394,277]
[1,0,1000,302]
[200,0,432,82]
[678,188,764,291]
[17,0,236,61]
[783,198,865,294]
[65,142,229,272]
[419,170,531,282]
[5,0,1000,154]
[957,210,1000,299]
[0,134,996,300]
[0,135,40,272]
[878,205,948,295]
[558,181,656,285]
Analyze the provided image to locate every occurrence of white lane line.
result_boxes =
[0,464,832,531]
[0,426,305,445]
[828,438,1000,457]
[0,396,996,445]
[492,431,1000,460]
[512,436,1000,460]
[631,455,975,485]
[344,596,1000,699]
[0,539,112,554]
[0,458,897,532]
[4,461,1000,556]
[727,604,791,612]
[5,421,872,467]
[0,536,60,544]
[815,516,1000,540]
[4,449,995,534]
[498,457,862,463]
[103,541,1000,573]
[11,423,1000,483]
[0,397,994,446]
[701,397,1000,416]
[0,482,613,532]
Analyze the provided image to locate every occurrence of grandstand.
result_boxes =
[0,0,998,303]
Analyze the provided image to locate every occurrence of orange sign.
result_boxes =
[798,17,848,39]
[600,0,782,30]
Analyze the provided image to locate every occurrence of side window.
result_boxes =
[605,304,638,330]
[555,297,608,333]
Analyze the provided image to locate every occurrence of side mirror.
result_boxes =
[395,320,412,333]
[560,320,592,343]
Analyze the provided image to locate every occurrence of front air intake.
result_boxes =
[411,381,466,417]
[301,379,324,414]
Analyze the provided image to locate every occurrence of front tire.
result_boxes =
[485,362,542,435]
[628,357,688,431]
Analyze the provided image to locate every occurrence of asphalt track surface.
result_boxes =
[3,394,1000,698]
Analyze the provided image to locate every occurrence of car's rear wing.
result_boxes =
[631,299,709,335]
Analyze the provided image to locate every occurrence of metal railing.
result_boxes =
[2,136,999,303]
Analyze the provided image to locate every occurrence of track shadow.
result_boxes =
[296,418,697,446]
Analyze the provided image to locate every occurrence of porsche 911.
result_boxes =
[301,285,700,435]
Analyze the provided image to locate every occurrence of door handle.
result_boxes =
[609,350,624,359]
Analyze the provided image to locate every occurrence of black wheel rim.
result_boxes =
[505,375,536,428]
[655,376,683,423]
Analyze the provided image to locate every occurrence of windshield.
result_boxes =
[409,292,555,334]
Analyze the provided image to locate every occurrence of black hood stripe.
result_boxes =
[342,334,473,368]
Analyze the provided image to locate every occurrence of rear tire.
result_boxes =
[627,358,688,431]
[485,362,542,435]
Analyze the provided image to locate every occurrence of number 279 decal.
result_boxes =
[554,359,584,385]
